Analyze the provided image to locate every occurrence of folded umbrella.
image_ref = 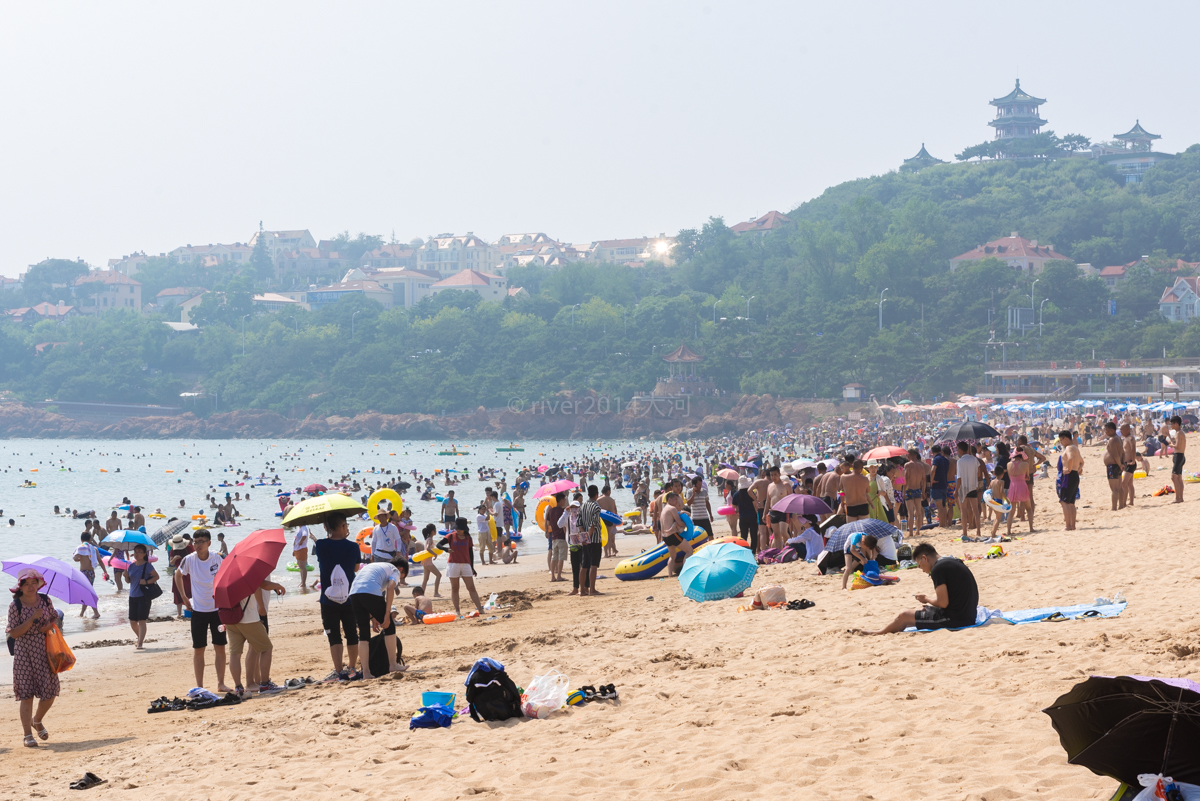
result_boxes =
[771,495,833,516]
[531,479,578,499]
[282,493,367,528]
[100,530,157,551]
[2,555,99,607]
[213,528,286,609]
[678,542,758,602]
[1043,675,1200,786]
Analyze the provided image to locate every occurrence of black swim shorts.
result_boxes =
[846,503,869,517]
[1123,463,1135,474]
[768,510,786,524]
[1106,464,1121,480]
[1173,452,1187,475]
[663,533,683,547]
[1059,470,1080,505]
[189,610,228,649]
[965,489,979,499]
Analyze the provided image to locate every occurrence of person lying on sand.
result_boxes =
[852,543,978,635]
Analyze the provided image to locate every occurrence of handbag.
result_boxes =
[135,563,163,600]
[45,624,76,674]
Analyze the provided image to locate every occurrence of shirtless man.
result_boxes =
[658,491,689,577]
[764,465,793,549]
[1120,423,1137,507]
[1058,430,1084,530]
[840,460,870,522]
[440,490,459,529]
[1102,422,1124,510]
[1170,415,1186,503]
[747,471,772,554]
[902,449,927,538]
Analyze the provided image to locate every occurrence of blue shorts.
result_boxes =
[930,487,947,501]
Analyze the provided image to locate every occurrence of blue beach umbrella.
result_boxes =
[101,530,158,551]
[678,542,758,602]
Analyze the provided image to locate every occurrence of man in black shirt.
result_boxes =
[854,543,979,635]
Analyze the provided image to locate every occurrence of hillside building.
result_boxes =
[989,80,1046,140]
[949,233,1069,274]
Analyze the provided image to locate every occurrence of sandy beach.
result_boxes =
[1,444,1195,800]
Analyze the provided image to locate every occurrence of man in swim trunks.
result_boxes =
[747,471,771,555]
[1120,423,1138,507]
[1058,430,1083,531]
[840,460,870,522]
[764,465,793,549]
[902,449,926,539]
[929,446,950,528]
[955,441,982,539]
[72,532,105,619]
[440,490,459,528]
[659,491,689,577]
[1170,415,1186,503]
[1103,421,1124,510]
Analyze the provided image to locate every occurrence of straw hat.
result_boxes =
[170,534,186,547]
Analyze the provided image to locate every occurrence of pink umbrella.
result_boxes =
[532,479,579,499]
[537,465,550,473]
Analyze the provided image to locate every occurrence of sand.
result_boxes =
[1,444,1196,800]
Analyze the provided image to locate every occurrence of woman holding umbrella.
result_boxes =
[127,544,159,650]
[6,569,59,748]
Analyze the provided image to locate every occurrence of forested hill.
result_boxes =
[2,146,1199,417]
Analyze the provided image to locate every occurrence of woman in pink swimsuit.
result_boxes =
[1006,453,1033,534]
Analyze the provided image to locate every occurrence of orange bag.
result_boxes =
[45,625,76,674]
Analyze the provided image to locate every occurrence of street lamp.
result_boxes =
[241,314,250,356]
[1030,278,1039,317]
[351,310,361,337]
[712,299,720,325]
[287,316,299,333]
[1039,298,1048,336]
[571,304,580,326]
[742,295,755,320]
[878,288,889,331]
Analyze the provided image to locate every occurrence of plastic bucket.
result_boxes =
[422,691,456,708]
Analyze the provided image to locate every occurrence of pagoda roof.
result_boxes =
[989,114,1046,128]
[990,79,1045,106]
[662,343,702,363]
[1114,119,1160,140]
[903,143,945,164]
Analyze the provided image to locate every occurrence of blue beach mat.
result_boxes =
[904,602,1127,632]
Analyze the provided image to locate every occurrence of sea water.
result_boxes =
[0,438,657,633]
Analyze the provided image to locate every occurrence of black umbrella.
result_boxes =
[151,518,190,547]
[1043,675,1200,786]
[937,420,1001,441]
[395,481,412,490]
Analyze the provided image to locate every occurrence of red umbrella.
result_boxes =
[531,479,579,499]
[863,446,907,460]
[213,528,286,608]
[304,483,328,494]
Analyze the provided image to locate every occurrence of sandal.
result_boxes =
[799,599,815,609]
[148,696,172,714]
[1042,612,1069,623]
[23,735,38,748]
[579,684,598,702]
[598,684,619,700]
[1079,610,1102,618]
[70,772,107,790]
[32,720,48,741]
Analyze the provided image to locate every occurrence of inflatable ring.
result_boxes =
[601,520,609,548]
[622,510,641,518]
[489,515,498,542]
[599,510,622,526]
[367,488,404,520]
[422,612,457,625]
[983,489,1011,513]
[412,547,443,563]
[535,496,557,531]
[1133,470,1147,479]
[356,526,374,555]
[717,505,736,516]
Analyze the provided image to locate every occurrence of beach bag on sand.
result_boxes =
[368,632,404,678]
[778,546,800,563]
[465,658,522,722]
[45,624,76,674]
[751,584,787,609]
[521,669,570,719]
[757,547,783,564]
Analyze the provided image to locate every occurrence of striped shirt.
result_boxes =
[578,500,602,544]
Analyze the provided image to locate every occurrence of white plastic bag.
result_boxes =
[521,669,570,719]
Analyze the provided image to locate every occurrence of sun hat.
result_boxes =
[170,534,186,547]
[738,477,751,489]
[16,568,44,584]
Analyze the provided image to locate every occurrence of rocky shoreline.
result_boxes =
[0,392,856,439]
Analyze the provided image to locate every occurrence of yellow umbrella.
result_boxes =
[282,493,367,528]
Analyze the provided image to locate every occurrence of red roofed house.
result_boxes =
[1160,276,1200,322]
[731,211,791,235]
[430,269,508,300]
[5,302,77,323]
[948,232,1070,274]
[1099,264,1129,289]
[72,271,142,315]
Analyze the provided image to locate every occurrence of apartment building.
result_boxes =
[73,271,142,314]
[415,234,498,276]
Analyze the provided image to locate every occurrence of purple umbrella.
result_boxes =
[2,554,99,606]
[771,495,833,516]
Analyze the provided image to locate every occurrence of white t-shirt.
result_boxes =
[293,525,311,553]
[238,590,261,625]
[179,552,223,613]
[349,563,401,597]
[492,500,504,523]
[956,455,981,493]
[476,513,489,534]
[371,523,400,560]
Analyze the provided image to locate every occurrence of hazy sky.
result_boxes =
[2,1,1197,278]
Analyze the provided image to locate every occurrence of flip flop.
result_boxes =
[1079,610,1102,618]
[1042,612,1069,623]
[799,599,815,609]
[148,697,172,713]
[70,772,107,790]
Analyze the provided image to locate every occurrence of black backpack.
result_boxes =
[464,659,521,722]
[368,633,404,678]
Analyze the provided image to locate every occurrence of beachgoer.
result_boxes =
[840,460,869,523]
[1058,431,1083,531]
[126,544,157,650]
[227,580,286,696]
[72,533,105,619]
[955,442,982,539]
[174,530,231,693]
[1171,415,1186,503]
[370,511,400,564]
[313,512,361,680]
[765,465,794,546]
[290,524,313,590]
[7,569,60,748]
[902,449,926,538]
[1005,452,1033,535]
[1103,421,1124,510]
[685,475,714,542]
[417,523,443,597]
[475,503,496,565]
[440,490,459,529]
[565,497,586,595]
[658,491,689,579]
[579,485,605,595]
[349,560,407,680]
[1120,423,1137,507]
[446,517,485,617]
[855,543,979,634]
[403,587,433,624]
[840,533,878,590]
[598,485,621,558]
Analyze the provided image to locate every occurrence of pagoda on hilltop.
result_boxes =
[989,79,1046,140]
[901,143,946,172]
[654,343,714,396]
[1113,120,1161,152]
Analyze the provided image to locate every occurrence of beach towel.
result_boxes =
[904,602,1127,632]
